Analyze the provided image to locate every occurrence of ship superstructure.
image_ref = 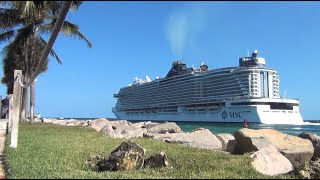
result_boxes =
[112,50,303,124]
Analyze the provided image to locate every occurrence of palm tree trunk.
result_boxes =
[20,81,28,121]
[29,81,35,124]
[29,29,36,124]
[20,39,30,122]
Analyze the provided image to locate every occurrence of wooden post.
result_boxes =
[10,70,22,148]
[8,94,13,134]
[0,95,2,119]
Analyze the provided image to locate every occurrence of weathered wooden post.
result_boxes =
[8,94,13,134]
[10,70,22,148]
[0,95,2,119]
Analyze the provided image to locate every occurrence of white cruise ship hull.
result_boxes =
[112,98,303,124]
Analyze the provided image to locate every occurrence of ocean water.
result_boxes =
[60,117,320,136]
[175,121,320,136]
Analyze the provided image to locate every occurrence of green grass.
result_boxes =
[4,122,295,179]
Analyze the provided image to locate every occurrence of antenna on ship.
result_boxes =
[247,48,249,57]
[284,89,287,99]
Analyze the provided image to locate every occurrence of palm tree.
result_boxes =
[0,1,92,123]
[1,38,50,120]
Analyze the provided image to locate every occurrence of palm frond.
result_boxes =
[46,1,62,16]
[40,19,92,48]
[22,1,38,18]
[38,36,62,64]
[62,20,92,47]
[0,30,15,43]
[70,1,82,11]
[8,25,33,46]
[0,8,23,28]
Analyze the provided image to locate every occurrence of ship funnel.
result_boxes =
[252,50,258,59]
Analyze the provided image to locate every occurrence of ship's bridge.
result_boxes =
[239,50,266,68]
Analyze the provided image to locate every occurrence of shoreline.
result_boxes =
[38,117,320,136]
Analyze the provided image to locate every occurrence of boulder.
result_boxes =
[130,121,159,129]
[298,132,320,161]
[111,125,147,139]
[42,118,73,125]
[227,139,237,154]
[99,124,115,137]
[65,120,87,126]
[34,117,43,123]
[144,128,222,151]
[216,133,235,152]
[42,118,55,123]
[142,122,160,129]
[143,151,168,168]
[234,128,314,167]
[294,158,320,179]
[88,141,145,172]
[147,122,182,134]
[250,144,293,176]
[110,120,132,126]
[86,141,169,172]
[86,118,110,132]
[51,120,69,126]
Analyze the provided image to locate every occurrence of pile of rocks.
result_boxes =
[42,118,319,177]
[232,128,316,176]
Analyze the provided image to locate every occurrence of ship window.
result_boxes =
[231,102,298,108]
[270,103,298,110]
[231,102,268,106]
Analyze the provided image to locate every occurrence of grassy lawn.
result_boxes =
[4,122,294,179]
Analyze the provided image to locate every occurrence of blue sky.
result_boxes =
[0,1,320,120]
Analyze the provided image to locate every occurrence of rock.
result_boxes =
[144,128,222,150]
[42,118,53,123]
[86,154,104,171]
[250,144,293,176]
[234,129,271,154]
[147,122,182,134]
[51,120,69,126]
[144,151,168,168]
[99,124,114,137]
[226,139,237,154]
[42,118,89,126]
[86,141,169,172]
[111,141,145,155]
[110,120,132,126]
[142,122,159,129]
[85,118,110,132]
[111,125,147,139]
[34,117,43,122]
[298,132,320,161]
[234,128,314,167]
[92,141,145,172]
[294,158,320,179]
[216,133,235,152]
[65,120,87,126]
[130,121,159,129]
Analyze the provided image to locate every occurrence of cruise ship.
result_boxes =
[112,50,303,124]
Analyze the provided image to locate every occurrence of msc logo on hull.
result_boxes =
[221,111,250,119]
[222,111,228,119]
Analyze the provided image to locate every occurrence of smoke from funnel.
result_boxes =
[165,12,188,59]
[165,3,209,59]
